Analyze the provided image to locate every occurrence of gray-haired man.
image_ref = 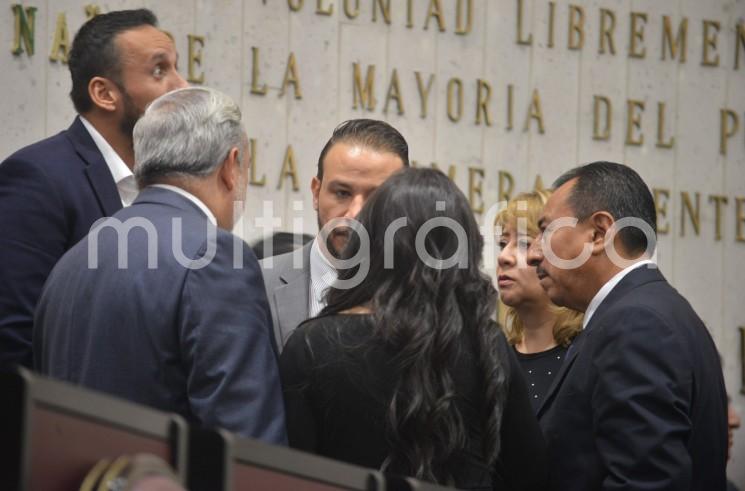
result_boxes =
[33,87,286,443]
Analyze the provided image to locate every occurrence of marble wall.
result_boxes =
[2,0,745,483]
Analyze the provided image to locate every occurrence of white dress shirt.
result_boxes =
[150,184,217,226]
[582,259,656,330]
[79,116,138,206]
[308,238,337,317]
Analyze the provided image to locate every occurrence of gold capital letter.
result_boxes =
[702,20,721,67]
[516,0,533,46]
[187,34,205,84]
[49,13,70,63]
[373,0,391,24]
[469,167,485,214]
[11,5,37,56]
[383,69,404,115]
[475,79,492,126]
[316,0,333,15]
[720,109,739,156]
[447,78,463,122]
[593,95,612,140]
[625,100,644,146]
[415,72,434,118]
[278,145,300,191]
[248,139,266,187]
[735,23,745,70]
[680,191,701,237]
[279,52,303,99]
[424,0,446,32]
[736,197,745,242]
[568,5,585,50]
[84,4,101,20]
[709,195,728,241]
[629,12,647,58]
[288,0,303,12]
[250,47,268,96]
[662,16,688,63]
[524,89,545,134]
[455,0,473,35]
[653,189,670,235]
[599,9,616,55]
[656,102,674,149]
[344,0,359,19]
[352,63,376,111]
[498,171,514,203]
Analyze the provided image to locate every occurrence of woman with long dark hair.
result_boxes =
[279,168,546,489]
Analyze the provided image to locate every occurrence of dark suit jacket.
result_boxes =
[0,117,121,368]
[280,314,548,490]
[538,266,728,490]
[33,187,287,443]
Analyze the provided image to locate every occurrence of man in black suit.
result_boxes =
[527,161,727,490]
[0,9,187,369]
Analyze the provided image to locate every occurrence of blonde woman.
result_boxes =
[495,190,583,412]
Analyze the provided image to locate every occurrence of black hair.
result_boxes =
[316,119,410,180]
[322,167,507,483]
[68,9,158,114]
[554,161,657,254]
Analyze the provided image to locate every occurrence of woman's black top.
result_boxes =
[514,344,568,413]
[279,314,548,490]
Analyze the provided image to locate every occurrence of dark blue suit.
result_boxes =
[33,187,287,443]
[538,266,728,490]
[0,117,121,368]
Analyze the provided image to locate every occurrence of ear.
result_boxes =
[88,77,119,113]
[587,211,615,255]
[310,176,321,211]
[219,147,241,192]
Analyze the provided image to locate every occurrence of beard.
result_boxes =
[316,214,353,259]
[116,83,141,140]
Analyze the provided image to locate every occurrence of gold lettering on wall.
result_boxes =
[547,2,556,48]
[49,13,70,63]
[661,16,688,63]
[656,102,674,149]
[383,68,404,115]
[415,72,434,118]
[709,195,728,241]
[187,34,205,84]
[598,9,616,55]
[248,139,266,187]
[524,89,545,134]
[625,100,644,146]
[288,0,303,12]
[406,0,414,28]
[316,0,333,16]
[279,52,302,99]
[629,12,647,59]
[468,167,485,214]
[84,4,101,20]
[424,0,446,32]
[568,5,585,51]
[653,188,671,235]
[353,63,376,111]
[702,20,721,67]
[455,0,473,35]
[516,0,533,46]
[475,79,492,126]
[447,78,463,122]
[11,5,37,56]
[735,23,745,70]
[680,191,701,237]
[278,145,300,191]
[593,95,611,140]
[736,197,745,242]
[344,0,360,19]
[373,0,391,24]
[720,109,739,156]
[498,171,514,203]
[250,47,268,95]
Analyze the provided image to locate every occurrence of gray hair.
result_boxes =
[133,87,246,187]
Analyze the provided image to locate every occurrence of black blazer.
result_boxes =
[280,314,548,490]
[537,266,728,490]
[0,117,121,368]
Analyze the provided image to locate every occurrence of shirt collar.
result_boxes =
[149,184,217,226]
[79,116,137,205]
[582,259,656,329]
[309,237,338,315]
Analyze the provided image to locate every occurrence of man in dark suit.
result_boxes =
[527,161,727,490]
[260,120,408,351]
[33,87,286,442]
[0,9,187,369]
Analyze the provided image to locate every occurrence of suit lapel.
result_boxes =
[274,243,312,345]
[535,264,666,419]
[67,117,123,216]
